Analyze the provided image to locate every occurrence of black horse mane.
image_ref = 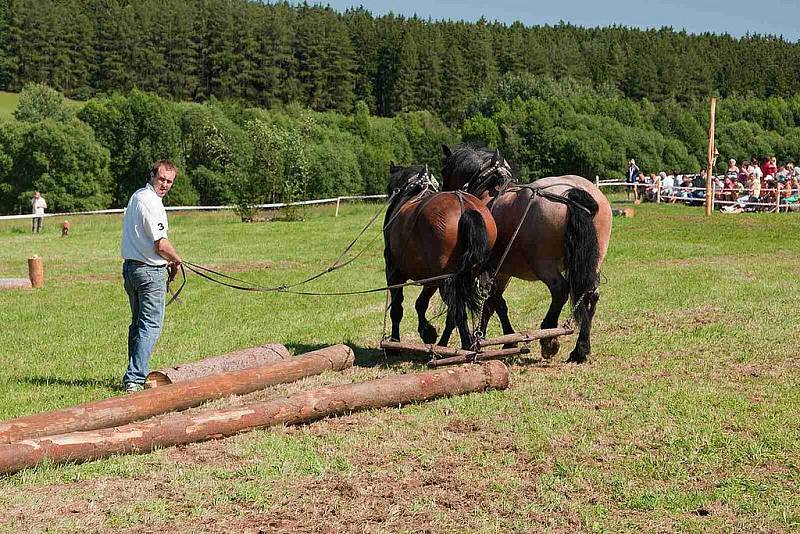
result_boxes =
[442,145,516,194]
[387,163,428,196]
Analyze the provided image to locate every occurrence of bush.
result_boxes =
[14,83,73,123]
[0,119,111,213]
[78,90,185,207]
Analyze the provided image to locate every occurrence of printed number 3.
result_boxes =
[157,223,164,231]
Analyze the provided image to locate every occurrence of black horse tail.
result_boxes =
[440,209,491,325]
[564,188,600,326]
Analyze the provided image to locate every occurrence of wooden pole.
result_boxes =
[477,327,574,349]
[0,345,354,444]
[656,178,662,203]
[379,340,475,359]
[146,343,290,387]
[427,346,530,367]
[27,255,43,288]
[705,98,717,216]
[335,197,341,217]
[0,362,510,475]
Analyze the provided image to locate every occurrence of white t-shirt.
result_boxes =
[31,196,47,216]
[121,183,169,266]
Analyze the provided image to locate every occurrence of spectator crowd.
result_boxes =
[626,156,800,212]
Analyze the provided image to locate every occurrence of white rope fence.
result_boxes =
[0,194,389,222]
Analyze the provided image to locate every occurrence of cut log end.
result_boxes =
[481,360,511,389]
[144,372,171,389]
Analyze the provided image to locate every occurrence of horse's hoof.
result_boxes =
[419,324,438,344]
[566,350,588,364]
[540,338,560,359]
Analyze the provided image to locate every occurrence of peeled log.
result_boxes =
[0,345,353,444]
[146,343,290,387]
[0,361,509,475]
[0,278,32,290]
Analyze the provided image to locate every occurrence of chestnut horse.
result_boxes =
[384,163,497,349]
[441,146,612,363]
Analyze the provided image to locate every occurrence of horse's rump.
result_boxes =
[388,191,496,281]
[486,176,612,281]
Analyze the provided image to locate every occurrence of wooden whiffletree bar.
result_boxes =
[0,361,510,475]
[0,345,354,444]
[477,327,574,349]
[380,326,572,367]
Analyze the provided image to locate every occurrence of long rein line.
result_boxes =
[170,180,461,299]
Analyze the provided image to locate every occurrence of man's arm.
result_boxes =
[155,238,181,264]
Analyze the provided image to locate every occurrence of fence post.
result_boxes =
[656,178,662,203]
[335,197,341,217]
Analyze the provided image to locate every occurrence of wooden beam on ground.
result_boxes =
[0,278,32,290]
[0,361,510,475]
[379,340,475,358]
[427,346,530,367]
[146,343,290,387]
[0,345,354,444]
[477,327,574,349]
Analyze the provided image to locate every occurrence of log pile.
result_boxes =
[0,361,509,475]
[0,336,516,475]
[0,344,353,444]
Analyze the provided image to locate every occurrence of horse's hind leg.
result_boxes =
[388,286,404,342]
[437,313,455,347]
[539,272,569,359]
[415,285,438,344]
[567,288,599,363]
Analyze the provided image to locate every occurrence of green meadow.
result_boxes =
[0,201,798,532]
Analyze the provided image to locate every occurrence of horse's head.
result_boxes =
[387,162,440,197]
[441,145,514,194]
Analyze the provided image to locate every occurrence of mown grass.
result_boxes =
[0,200,798,532]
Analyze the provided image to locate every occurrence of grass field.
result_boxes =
[0,201,798,533]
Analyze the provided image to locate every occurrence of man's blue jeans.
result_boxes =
[123,261,166,386]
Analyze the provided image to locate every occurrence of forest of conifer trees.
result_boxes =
[2,0,800,117]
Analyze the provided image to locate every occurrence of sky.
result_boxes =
[304,0,800,42]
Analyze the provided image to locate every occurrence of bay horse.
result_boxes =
[384,163,497,349]
[441,146,613,363]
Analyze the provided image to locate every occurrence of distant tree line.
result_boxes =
[0,83,457,215]
[2,0,800,122]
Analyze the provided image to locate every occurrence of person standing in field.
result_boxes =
[626,159,640,201]
[31,191,47,233]
[120,160,182,393]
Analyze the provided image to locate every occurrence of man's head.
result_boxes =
[148,160,178,198]
[33,191,40,198]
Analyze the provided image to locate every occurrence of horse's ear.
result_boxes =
[442,145,452,158]
[389,160,396,171]
[490,149,500,165]
[423,163,429,174]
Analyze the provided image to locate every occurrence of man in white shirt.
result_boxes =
[31,191,47,234]
[121,160,182,393]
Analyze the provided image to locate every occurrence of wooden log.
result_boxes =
[0,361,510,475]
[427,346,530,367]
[0,278,32,290]
[379,340,475,358]
[145,343,290,388]
[28,255,43,288]
[0,345,354,444]
[477,327,574,349]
